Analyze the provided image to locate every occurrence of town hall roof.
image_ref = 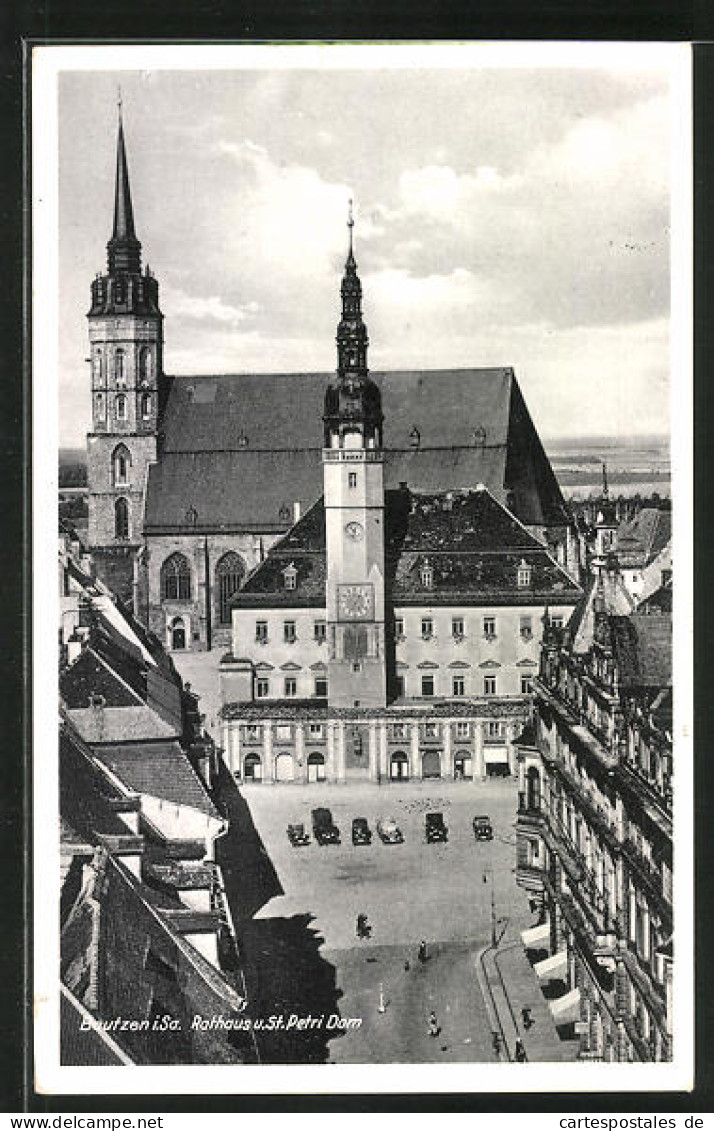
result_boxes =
[144,369,571,534]
[232,486,581,611]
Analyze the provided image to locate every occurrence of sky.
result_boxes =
[56,54,678,448]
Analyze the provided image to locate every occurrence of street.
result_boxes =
[215,772,544,1063]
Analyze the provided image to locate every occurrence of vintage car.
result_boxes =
[286,822,310,847]
[472,814,494,841]
[377,817,404,844]
[311,807,341,845]
[351,817,372,845]
[425,811,448,843]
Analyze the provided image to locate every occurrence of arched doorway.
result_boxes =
[422,749,441,779]
[390,751,409,781]
[170,616,186,651]
[454,751,472,780]
[275,752,295,782]
[307,752,326,782]
[244,753,262,782]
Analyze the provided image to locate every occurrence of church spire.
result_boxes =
[337,199,368,374]
[107,96,142,275]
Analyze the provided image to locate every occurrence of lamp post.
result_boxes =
[484,864,497,948]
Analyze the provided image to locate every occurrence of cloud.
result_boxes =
[161,283,259,327]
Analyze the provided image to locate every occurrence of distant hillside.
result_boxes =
[59,448,87,488]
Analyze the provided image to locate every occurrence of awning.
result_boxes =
[549,987,581,1023]
[521,923,550,948]
[534,950,567,981]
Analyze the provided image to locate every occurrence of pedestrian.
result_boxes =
[428,1010,439,1038]
[514,1037,527,1062]
[521,1005,534,1030]
[404,959,410,972]
[491,1031,501,1058]
[418,939,428,963]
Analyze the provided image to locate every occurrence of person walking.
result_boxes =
[428,1010,439,1038]
[514,1037,527,1062]
[418,940,428,963]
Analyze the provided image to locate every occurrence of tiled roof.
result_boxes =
[60,720,140,843]
[610,613,672,689]
[145,369,571,532]
[617,508,671,567]
[233,487,580,610]
[222,697,528,721]
[637,579,672,614]
[94,742,220,819]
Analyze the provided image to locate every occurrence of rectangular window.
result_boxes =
[256,678,269,699]
[394,618,405,641]
[246,724,261,740]
[314,678,328,698]
[395,675,405,698]
[348,471,357,488]
[255,620,268,642]
[521,674,534,695]
[309,723,323,737]
[392,722,406,740]
[421,617,434,639]
[284,620,296,643]
[484,676,497,696]
[483,616,497,639]
[314,620,326,643]
[424,722,438,738]
[452,617,464,639]
[520,615,533,639]
[452,675,465,697]
[551,615,564,630]
[456,721,470,738]
[421,675,435,697]
[276,724,291,740]
[284,677,297,697]
[487,720,503,738]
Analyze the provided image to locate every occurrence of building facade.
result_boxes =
[515,575,673,1061]
[85,111,581,651]
[219,219,582,785]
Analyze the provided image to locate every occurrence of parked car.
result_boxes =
[472,814,494,841]
[312,807,341,845]
[425,811,448,843]
[352,817,372,845]
[377,817,404,844]
[286,822,310,847]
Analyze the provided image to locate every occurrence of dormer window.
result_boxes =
[283,564,297,591]
[410,426,421,449]
[420,562,433,588]
[517,560,532,587]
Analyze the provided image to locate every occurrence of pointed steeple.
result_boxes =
[323,202,383,449]
[107,94,142,275]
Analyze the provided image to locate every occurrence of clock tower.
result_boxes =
[323,204,386,709]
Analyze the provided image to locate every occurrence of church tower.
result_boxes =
[323,204,386,709]
[86,100,164,604]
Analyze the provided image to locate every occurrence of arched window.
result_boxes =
[95,393,105,422]
[216,552,245,625]
[115,394,127,421]
[115,348,125,387]
[139,347,152,383]
[112,443,131,486]
[93,351,103,384]
[161,552,191,601]
[114,497,129,539]
[140,392,152,419]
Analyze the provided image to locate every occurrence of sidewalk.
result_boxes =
[477,939,578,1062]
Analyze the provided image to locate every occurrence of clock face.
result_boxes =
[344,521,364,542]
[337,583,374,621]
